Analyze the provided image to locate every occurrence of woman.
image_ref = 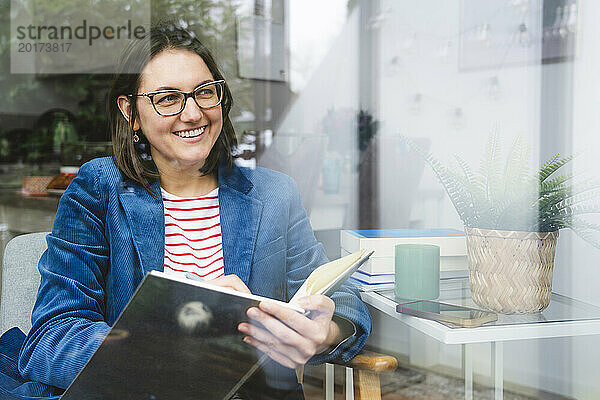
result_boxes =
[14,25,371,398]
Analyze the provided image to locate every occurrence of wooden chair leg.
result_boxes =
[353,369,382,400]
[347,350,397,400]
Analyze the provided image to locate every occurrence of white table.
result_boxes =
[359,277,600,400]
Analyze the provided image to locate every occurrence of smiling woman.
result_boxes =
[3,23,372,400]
[117,49,225,196]
[108,26,237,196]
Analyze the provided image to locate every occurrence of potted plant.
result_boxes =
[407,134,600,314]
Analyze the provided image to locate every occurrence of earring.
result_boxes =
[133,133,139,143]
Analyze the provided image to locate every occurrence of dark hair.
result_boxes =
[107,24,237,193]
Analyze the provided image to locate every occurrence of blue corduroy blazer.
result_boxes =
[15,157,371,392]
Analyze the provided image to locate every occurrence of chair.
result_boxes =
[0,232,48,335]
[0,233,398,399]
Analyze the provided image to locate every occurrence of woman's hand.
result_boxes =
[206,274,251,294]
[238,295,343,369]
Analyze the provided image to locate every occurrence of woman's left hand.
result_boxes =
[238,295,341,369]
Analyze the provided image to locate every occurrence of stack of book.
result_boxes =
[341,229,467,291]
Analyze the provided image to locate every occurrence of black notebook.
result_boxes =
[61,271,305,400]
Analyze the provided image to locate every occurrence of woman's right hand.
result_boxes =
[206,274,251,294]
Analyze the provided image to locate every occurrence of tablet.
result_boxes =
[396,300,498,328]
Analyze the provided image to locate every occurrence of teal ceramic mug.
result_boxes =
[394,244,440,300]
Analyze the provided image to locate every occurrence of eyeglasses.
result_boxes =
[130,80,225,116]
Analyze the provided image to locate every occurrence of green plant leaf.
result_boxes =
[503,135,530,199]
[447,163,491,226]
[480,131,503,209]
[404,137,477,226]
[407,132,600,242]
[540,173,574,196]
[539,154,574,183]
[539,179,600,219]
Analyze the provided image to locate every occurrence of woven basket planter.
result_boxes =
[465,227,559,314]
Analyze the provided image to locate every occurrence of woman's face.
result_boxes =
[129,49,223,174]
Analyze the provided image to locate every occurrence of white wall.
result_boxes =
[372,1,600,399]
[377,0,542,229]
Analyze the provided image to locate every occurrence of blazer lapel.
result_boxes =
[119,180,165,275]
[219,165,262,284]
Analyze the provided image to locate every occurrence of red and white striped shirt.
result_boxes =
[161,187,224,280]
